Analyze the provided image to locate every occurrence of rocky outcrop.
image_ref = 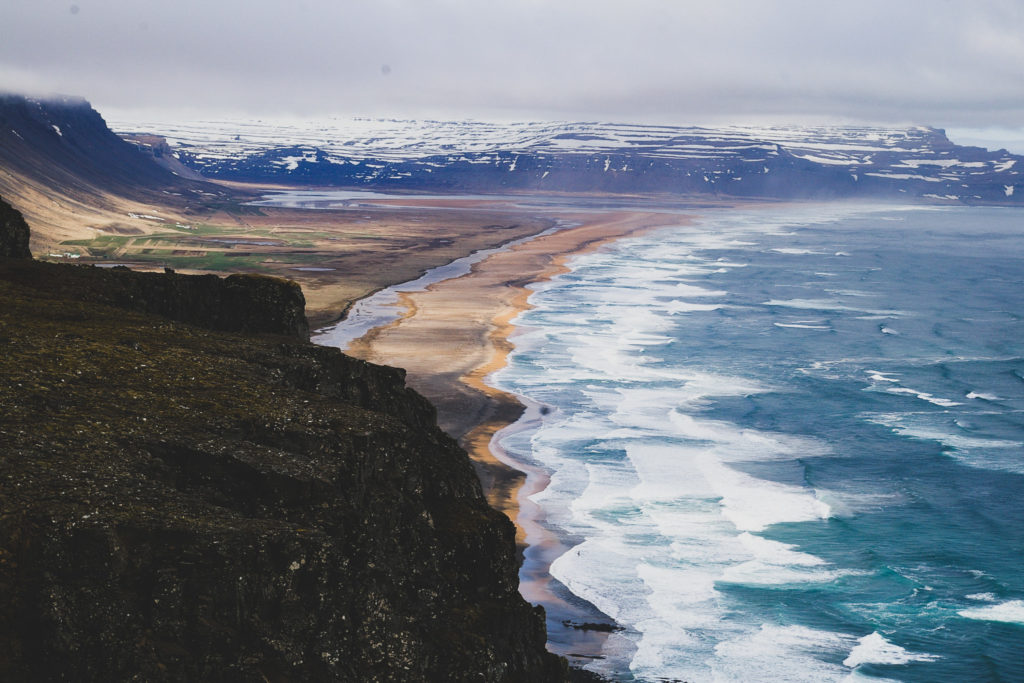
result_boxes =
[0,257,310,340]
[0,196,31,258]
[0,257,566,681]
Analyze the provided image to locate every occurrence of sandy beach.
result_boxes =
[345,210,684,509]
[341,208,691,661]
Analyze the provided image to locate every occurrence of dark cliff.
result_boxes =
[0,257,310,341]
[0,197,31,259]
[0,207,565,681]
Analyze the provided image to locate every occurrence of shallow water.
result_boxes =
[312,222,565,350]
[491,204,1024,682]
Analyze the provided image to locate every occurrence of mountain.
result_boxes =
[0,94,213,200]
[0,95,247,249]
[111,116,1024,204]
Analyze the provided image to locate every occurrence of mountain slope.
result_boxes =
[0,94,203,200]
[0,95,245,249]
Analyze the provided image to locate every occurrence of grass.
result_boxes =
[58,223,323,273]
[58,235,134,258]
[130,251,274,273]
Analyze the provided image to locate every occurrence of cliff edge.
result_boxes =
[0,197,31,259]
[0,203,565,681]
[0,257,310,341]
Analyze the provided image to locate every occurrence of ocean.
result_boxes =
[489,204,1024,682]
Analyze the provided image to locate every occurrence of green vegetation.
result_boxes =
[61,234,132,258]
[58,223,332,273]
[197,201,267,216]
[161,252,276,272]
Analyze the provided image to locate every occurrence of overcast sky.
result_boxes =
[3,1,1024,142]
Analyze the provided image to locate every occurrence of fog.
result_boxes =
[2,1,1023,146]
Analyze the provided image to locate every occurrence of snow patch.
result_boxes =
[864,172,942,183]
[792,153,861,166]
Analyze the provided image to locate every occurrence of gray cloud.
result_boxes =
[2,0,1024,131]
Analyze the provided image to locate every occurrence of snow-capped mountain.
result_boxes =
[111,116,1023,203]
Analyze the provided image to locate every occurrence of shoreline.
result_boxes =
[339,209,690,663]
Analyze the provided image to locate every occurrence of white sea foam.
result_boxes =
[531,369,839,678]
[869,416,1021,451]
[704,459,833,532]
[958,600,1024,624]
[672,283,728,297]
[843,632,940,667]
[884,386,964,407]
[775,322,831,329]
[569,461,642,521]
[967,391,1003,401]
[863,414,1024,473]
[965,592,999,602]
[492,204,978,679]
[720,533,859,585]
[867,370,901,383]
[666,300,724,314]
[667,410,829,460]
[585,372,771,415]
[710,625,854,683]
[548,538,644,624]
[772,247,827,254]
[814,489,906,517]
[764,298,906,316]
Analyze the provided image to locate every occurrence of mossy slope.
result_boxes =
[0,258,565,681]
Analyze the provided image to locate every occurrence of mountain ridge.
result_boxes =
[0,94,251,250]
[112,115,1023,204]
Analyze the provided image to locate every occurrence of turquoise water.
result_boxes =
[491,204,1024,682]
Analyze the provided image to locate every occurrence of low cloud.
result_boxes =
[2,0,1024,129]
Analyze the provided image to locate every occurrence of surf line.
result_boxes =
[456,212,695,666]
[313,210,690,666]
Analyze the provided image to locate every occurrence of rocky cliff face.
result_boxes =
[0,208,565,680]
[0,257,310,340]
[0,197,31,258]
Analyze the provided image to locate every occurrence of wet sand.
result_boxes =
[343,208,691,662]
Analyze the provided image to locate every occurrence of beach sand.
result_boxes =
[342,208,691,662]
[345,210,683,511]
